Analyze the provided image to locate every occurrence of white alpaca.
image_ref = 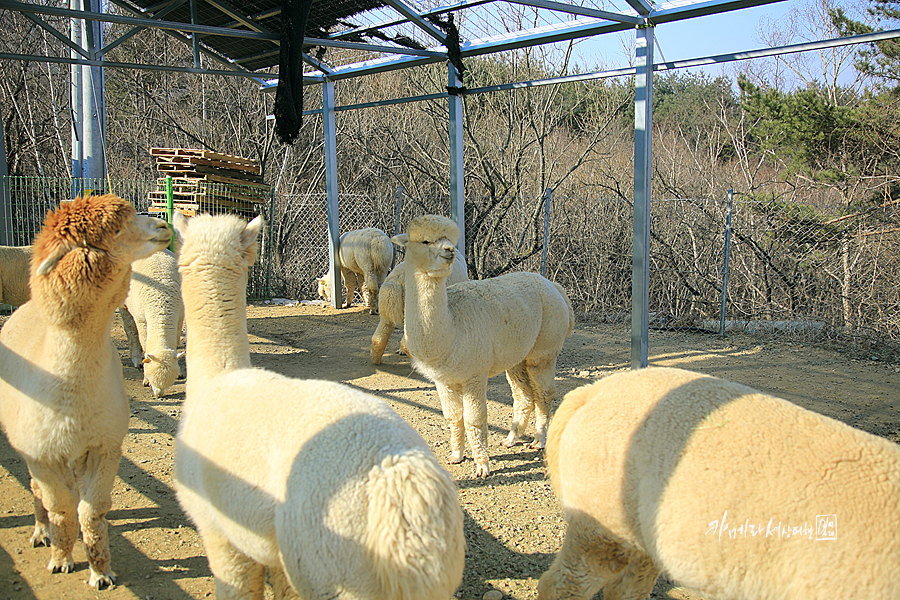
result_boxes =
[120,248,185,398]
[370,254,468,364]
[317,227,393,314]
[539,367,900,600]
[393,214,574,478]
[0,194,171,589]
[0,244,33,306]
[172,211,465,600]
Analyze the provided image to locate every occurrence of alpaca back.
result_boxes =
[340,228,393,284]
[176,372,465,600]
[550,367,900,600]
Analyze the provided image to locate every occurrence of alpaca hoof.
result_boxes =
[528,439,545,450]
[474,462,491,478]
[446,451,464,465]
[48,557,75,574]
[502,432,518,448]
[89,568,117,590]
[31,526,50,547]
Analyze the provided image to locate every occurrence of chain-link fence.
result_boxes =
[268,188,900,354]
[1,177,273,298]
[4,177,898,354]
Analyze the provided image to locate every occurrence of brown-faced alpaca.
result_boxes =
[0,194,171,589]
[393,215,574,478]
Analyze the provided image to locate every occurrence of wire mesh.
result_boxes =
[4,177,898,354]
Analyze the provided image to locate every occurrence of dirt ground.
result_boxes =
[1,300,898,600]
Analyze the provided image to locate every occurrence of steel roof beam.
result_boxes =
[0,0,279,40]
[649,0,786,24]
[0,51,273,77]
[626,0,653,16]
[21,11,89,58]
[303,37,445,57]
[382,0,447,44]
[508,0,643,25]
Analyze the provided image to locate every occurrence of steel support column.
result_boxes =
[631,24,654,369]
[82,0,105,183]
[0,102,9,245]
[323,80,342,309]
[448,64,465,254]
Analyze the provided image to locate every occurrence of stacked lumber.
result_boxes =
[148,148,270,217]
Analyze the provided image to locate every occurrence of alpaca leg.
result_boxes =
[503,362,535,448]
[602,553,661,600]
[119,307,143,368]
[28,462,79,575]
[537,526,629,600]
[462,381,490,478]
[75,448,121,589]
[203,531,267,600]
[340,268,356,308]
[268,564,300,600]
[30,478,51,547]
[525,358,558,449]
[363,270,379,314]
[370,320,395,364]
[436,382,465,465]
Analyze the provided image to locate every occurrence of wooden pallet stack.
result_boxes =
[148,148,270,217]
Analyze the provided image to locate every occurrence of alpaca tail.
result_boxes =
[553,282,576,338]
[545,384,593,495]
[365,450,465,600]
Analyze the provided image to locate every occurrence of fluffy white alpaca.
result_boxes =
[0,195,171,589]
[0,244,33,306]
[120,248,185,398]
[540,367,900,600]
[393,214,574,478]
[172,211,465,600]
[317,227,393,314]
[370,254,468,364]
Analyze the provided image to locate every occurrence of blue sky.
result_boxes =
[575,0,801,76]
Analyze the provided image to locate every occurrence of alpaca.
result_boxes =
[317,227,394,314]
[393,214,575,478]
[0,194,172,589]
[370,254,468,364]
[172,211,465,600]
[121,248,185,398]
[539,367,900,600]
[0,245,33,306]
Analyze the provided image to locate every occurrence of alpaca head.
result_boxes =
[392,215,458,280]
[172,211,264,295]
[142,349,184,398]
[32,194,171,309]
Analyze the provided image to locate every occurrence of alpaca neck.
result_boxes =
[182,267,252,379]
[404,268,454,363]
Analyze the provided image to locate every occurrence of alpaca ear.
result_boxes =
[241,216,263,263]
[172,211,189,242]
[35,243,73,276]
[391,234,409,248]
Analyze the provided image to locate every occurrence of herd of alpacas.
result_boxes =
[0,194,897,600]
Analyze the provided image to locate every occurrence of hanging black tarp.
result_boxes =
[274,0,313,145]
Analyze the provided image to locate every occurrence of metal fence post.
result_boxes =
[719,188,733,335]
[541,187,551,277]
[394,185,403,236]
